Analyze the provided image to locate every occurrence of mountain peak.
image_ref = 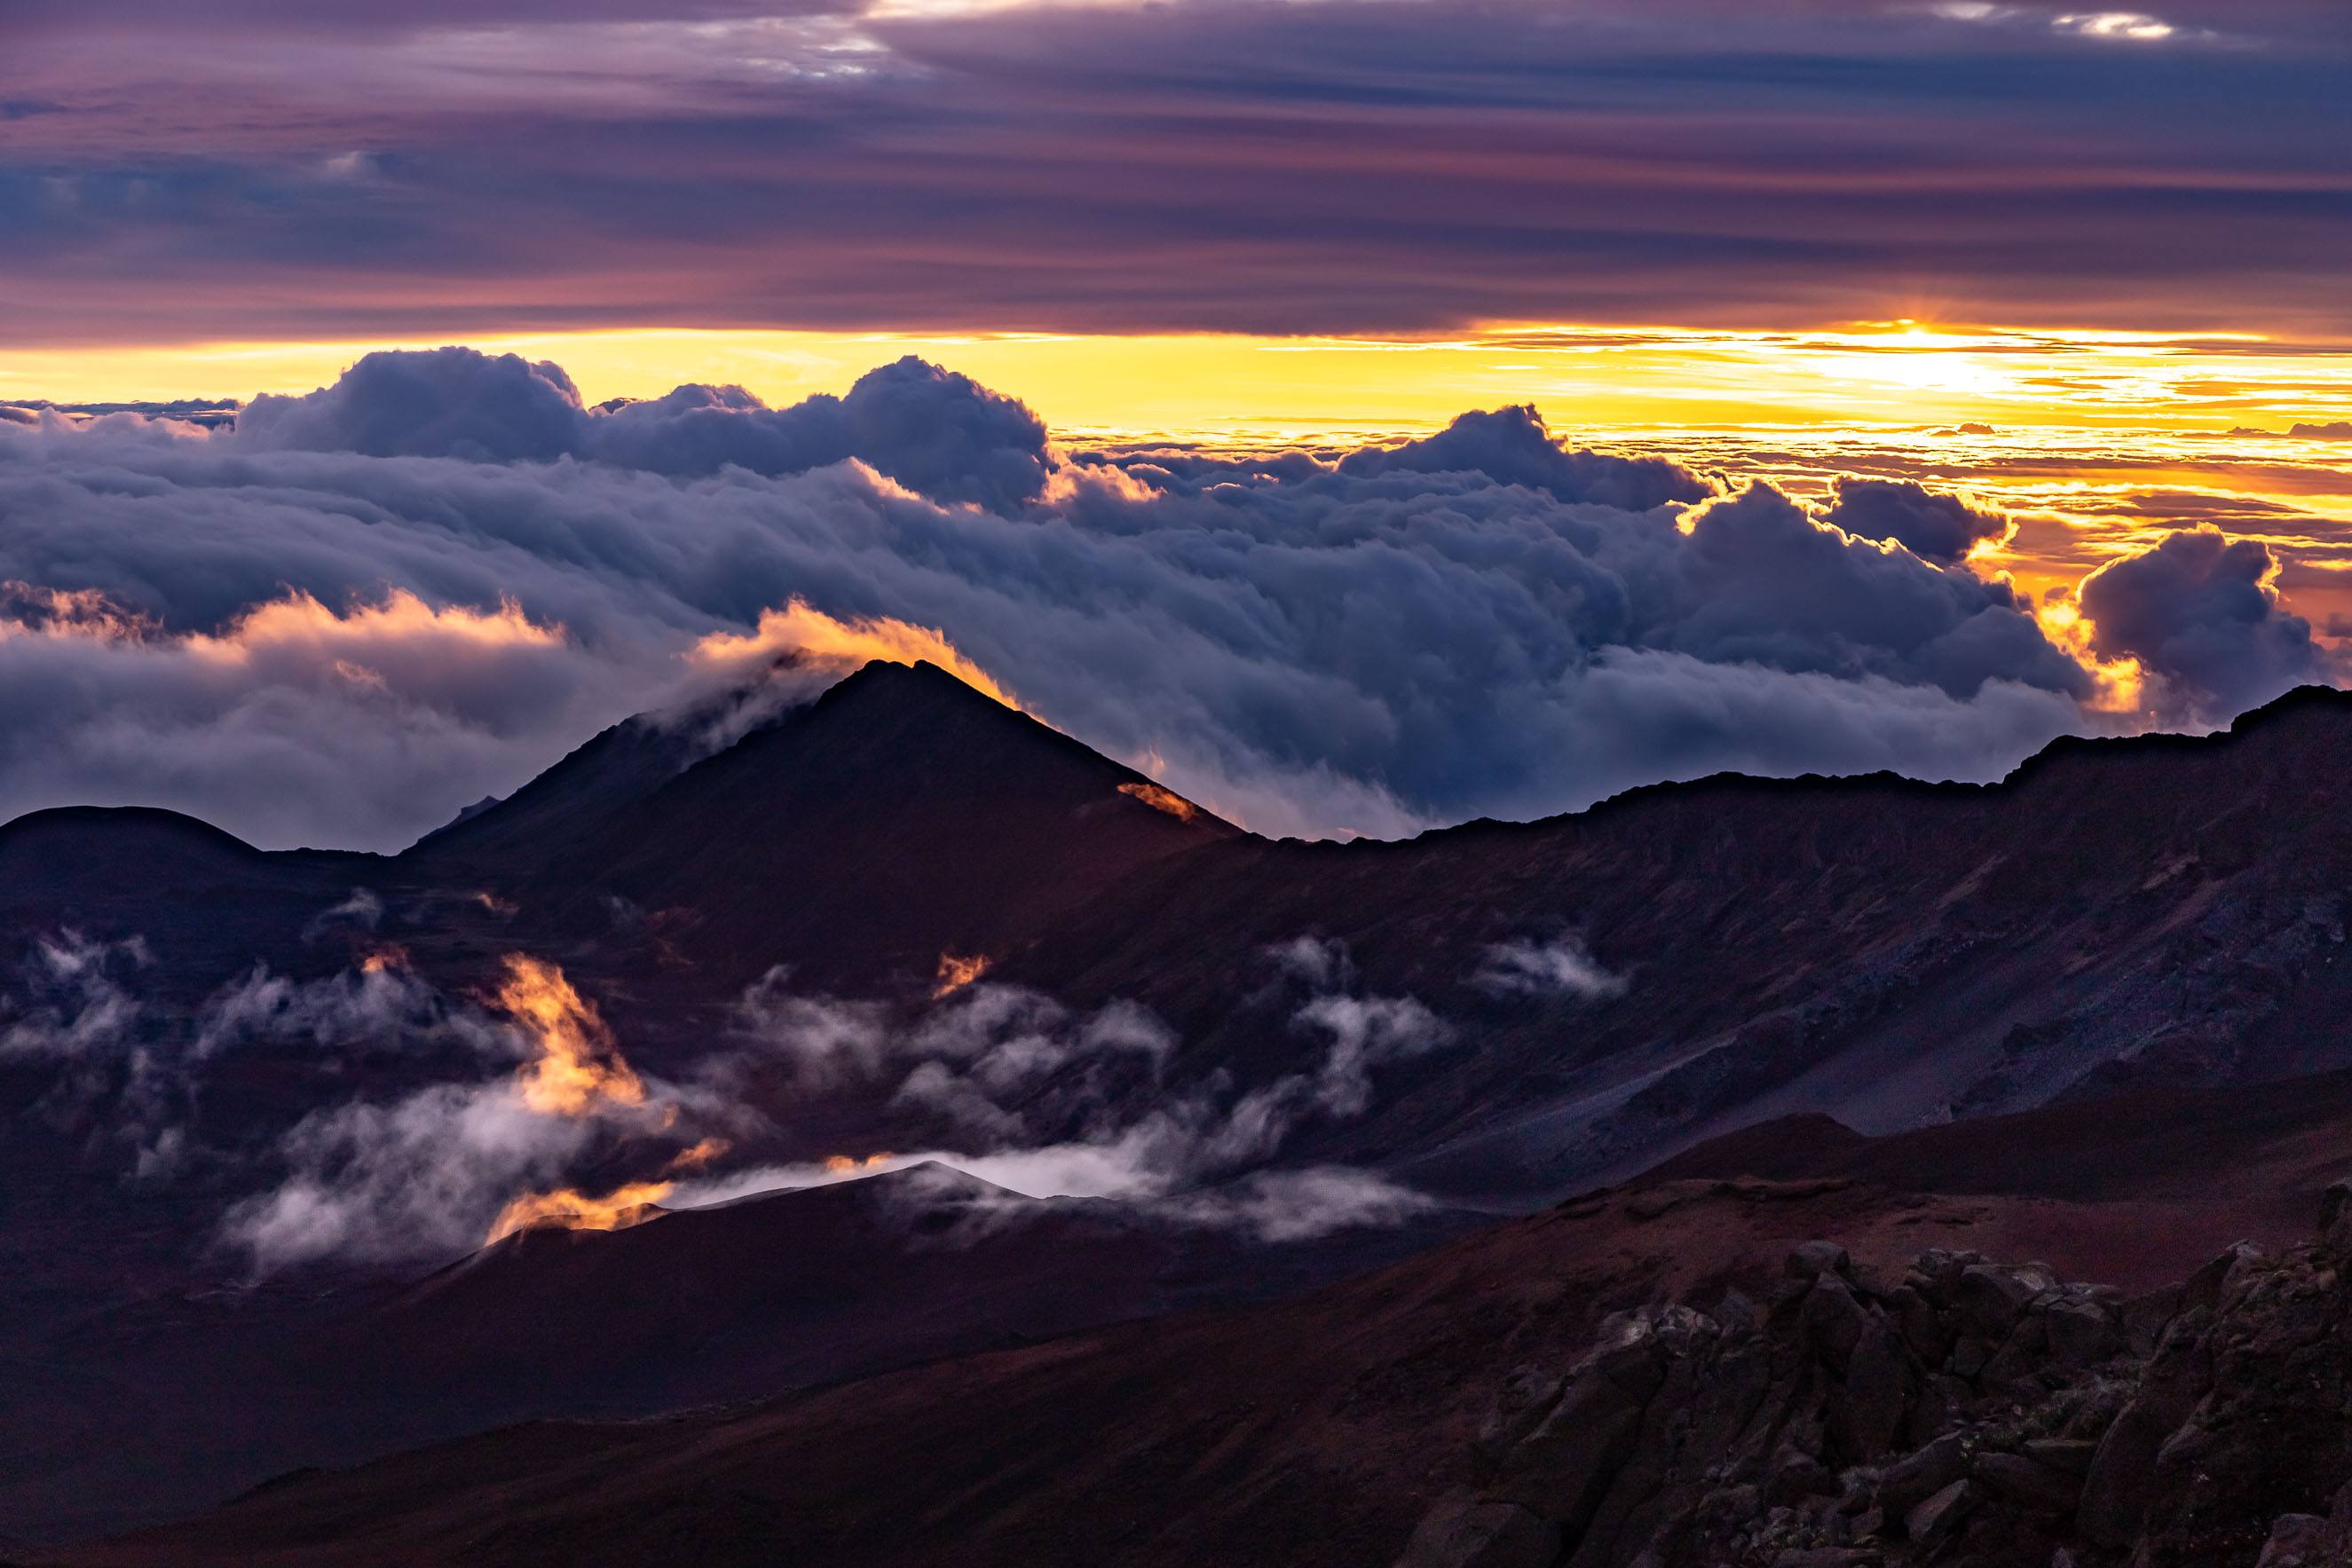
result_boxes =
[399,656,1239,992]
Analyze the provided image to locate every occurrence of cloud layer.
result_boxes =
[0,347,2335,848]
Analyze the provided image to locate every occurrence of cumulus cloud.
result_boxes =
[240,347,1054,508]
[2073,525,2332,720]
[0,349,2329,849]
[1337,405,1717,511]
[1820,477,2013,566]
[239,349,588,463]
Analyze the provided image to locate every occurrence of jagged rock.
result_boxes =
[1788,1241,1854,1282]
[1953,1265,2048,1339]
[1906,1478,1975,1543]
[2254,1513,2336,1567]
[1876,1434,1971,1519]
[1801,1277,1871,1368]
[2316,1180,2352,1253]
[1403,1196,2352,1568]
[1491,1312,1674,1528]
[1394,1495,1562,1568]
[1887,1284,1952,1366]
[2120,1285,2182,1356]
[1947,1335,1994,1380]
[1474,1367,1567,1470]
[1835,1316,1914,1462]
[2023,1438,2099,1477]
[2042,1299,2118,1367]
[1973,1452,2084,1515]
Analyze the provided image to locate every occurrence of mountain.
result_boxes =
[23,676,2352,1561]
[985,687,2352,1200]
[402,658,1242,994]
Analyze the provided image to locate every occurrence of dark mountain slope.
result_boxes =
[1650,1065,2352,1218]
[305,1162,1465,1423]
[987,688,2352,1198]
[398,659,1241,996]
[401,708,703,871]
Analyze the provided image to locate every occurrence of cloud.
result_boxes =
[0,352,2332,850]
[1473,935,1626,999]
[219,953,691,1270]
[239,349,588,462]
[686,940,1455,1215]
[192,957,510,1061]
[240,347,1054,508]
[0,930,185,1177]
[1819,477,2013,567]
[1149,1165,1436,1243]
[1337,406,1716,511]
[0,930,149,1063]
[6,2,2348,345]
[723,973,1172,1138]
[2073,525,2332,720]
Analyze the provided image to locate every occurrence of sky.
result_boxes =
[2,1,2350,849]
[6,1,2352,418]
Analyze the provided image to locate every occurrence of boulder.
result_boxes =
[1788,1241,1853,1283]
[1905,1478,1975,1544]
[1972,1452,2084,1516]
[1394,1496,1562,1568]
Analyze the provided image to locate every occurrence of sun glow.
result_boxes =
[13,321,2350,446]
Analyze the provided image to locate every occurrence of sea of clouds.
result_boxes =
[0,347,2332,849]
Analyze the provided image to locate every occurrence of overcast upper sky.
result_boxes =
[6,1,2351,350]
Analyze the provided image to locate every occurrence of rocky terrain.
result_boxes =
[1402,1186,2352,1568]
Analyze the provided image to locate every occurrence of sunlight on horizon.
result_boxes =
[12,321,2352,446]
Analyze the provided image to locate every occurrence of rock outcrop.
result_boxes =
[1398,1184,2352,1567]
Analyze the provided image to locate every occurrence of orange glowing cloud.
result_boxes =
[932,952,991,997]
[0,581,162,642]
[493,954,647,1117]
[484,1179,672,1244]
[185,588,563,666]
[664,1136,732,1173]
[823,1152,896,1174]
[1117,780,1199,823]
[689,597,1014,709]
